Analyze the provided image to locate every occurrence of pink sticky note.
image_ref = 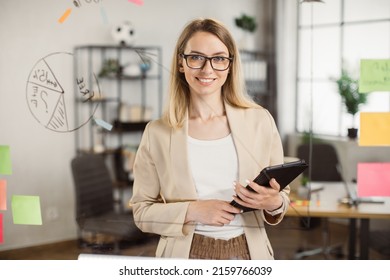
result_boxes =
[0,180,6,210]
[357,162,390,197]
[0,213,3,244]
[128,0,144,6]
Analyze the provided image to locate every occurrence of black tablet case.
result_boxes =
[230,159,308,212]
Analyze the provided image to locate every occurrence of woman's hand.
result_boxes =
[232,178,283,211]
[185,200,242,226]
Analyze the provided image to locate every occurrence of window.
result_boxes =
[296,0,390,136]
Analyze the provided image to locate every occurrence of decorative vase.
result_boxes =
[347,128,358,139]
[238,31,255,51]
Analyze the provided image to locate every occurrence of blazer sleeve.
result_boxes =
[260,110,290,225]
[130,122,193,237]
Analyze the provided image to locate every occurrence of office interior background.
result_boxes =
[0,0,389,257]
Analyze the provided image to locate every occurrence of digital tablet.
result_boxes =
[230,159,308,212]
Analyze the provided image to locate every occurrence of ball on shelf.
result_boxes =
[111,21,136,46]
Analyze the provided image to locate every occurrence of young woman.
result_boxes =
[130,18,289,260]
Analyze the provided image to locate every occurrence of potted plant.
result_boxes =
[234,13,257,50]
[335,69,368,139]
[235,13,257,33]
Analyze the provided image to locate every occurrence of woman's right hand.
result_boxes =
[185,200,242,226]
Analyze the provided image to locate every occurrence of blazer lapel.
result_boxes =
[226,103,260,183]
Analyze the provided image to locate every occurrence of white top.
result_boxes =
[187,134,244,240]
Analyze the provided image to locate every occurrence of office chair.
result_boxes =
[71,153,145,254]
[294,142,345,259]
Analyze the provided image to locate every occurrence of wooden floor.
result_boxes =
[0,217,388,260]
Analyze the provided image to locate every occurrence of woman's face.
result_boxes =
[180,31,230,99]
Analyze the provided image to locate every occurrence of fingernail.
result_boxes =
[245,179,251,185]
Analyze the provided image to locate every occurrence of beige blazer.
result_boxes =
[130,103,290,259]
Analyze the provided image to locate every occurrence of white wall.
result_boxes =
[0,0,272,250]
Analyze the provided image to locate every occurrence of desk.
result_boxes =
[286,182,390,259]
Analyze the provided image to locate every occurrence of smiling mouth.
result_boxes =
[197,78,215,83]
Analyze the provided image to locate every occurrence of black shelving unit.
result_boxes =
[240,50,277,122]
[73,45,163,208]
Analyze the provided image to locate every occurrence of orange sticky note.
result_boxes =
[291,200,310,206]
[58,8,72,24]
[357,162,390,197]
[360,112,390,146]
[0,180,6,210]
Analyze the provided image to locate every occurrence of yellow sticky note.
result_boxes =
[0,145,12,175]
[11,195,42,225]
[0,180,6,210]
[360,112,390,146]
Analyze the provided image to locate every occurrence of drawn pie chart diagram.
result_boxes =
[26,52,100,132]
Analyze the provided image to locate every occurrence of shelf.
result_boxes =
[99,74,161,80]
[74,44,162,209]
[240,50,276,121]
[75,45,161,51]
[76,148,118,155]
[75,97,119,103]
[112,120,149,132]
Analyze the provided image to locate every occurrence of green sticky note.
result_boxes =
[0,145,12,175]
[359,59,390,93]
[11,195,42,225]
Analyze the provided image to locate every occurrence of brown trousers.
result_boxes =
[189,233,251,260]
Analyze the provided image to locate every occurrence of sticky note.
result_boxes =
[359,112,390,146]
[94,118,113,131]
[11,195,42,225]
[58,8,72,24]
[291,200,311,206]
[100,6,109,25]
[359,59,390,93]
[0,180,6,210]
[357,162,390,197]
[0,213,3,244]
[0,145,12,175]
[128,0,144,6]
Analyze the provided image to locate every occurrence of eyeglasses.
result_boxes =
[180,54,233,71]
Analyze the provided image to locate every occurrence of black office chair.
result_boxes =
[71,153,145,254]
[294,142,345,259]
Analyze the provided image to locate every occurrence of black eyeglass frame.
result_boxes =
[180,54,233,71]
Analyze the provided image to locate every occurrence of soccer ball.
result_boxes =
[111,21,136,46]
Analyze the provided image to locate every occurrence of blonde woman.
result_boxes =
[130,18,289,260]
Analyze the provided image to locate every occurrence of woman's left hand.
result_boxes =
[232,178,283,211]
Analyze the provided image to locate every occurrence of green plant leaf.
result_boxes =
[235,14,257,33]
[336,69,368,116]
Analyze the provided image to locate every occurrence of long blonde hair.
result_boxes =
[163,18,258,129]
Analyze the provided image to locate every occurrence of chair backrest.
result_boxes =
[71,154,114,221]
[297,143,343,182]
